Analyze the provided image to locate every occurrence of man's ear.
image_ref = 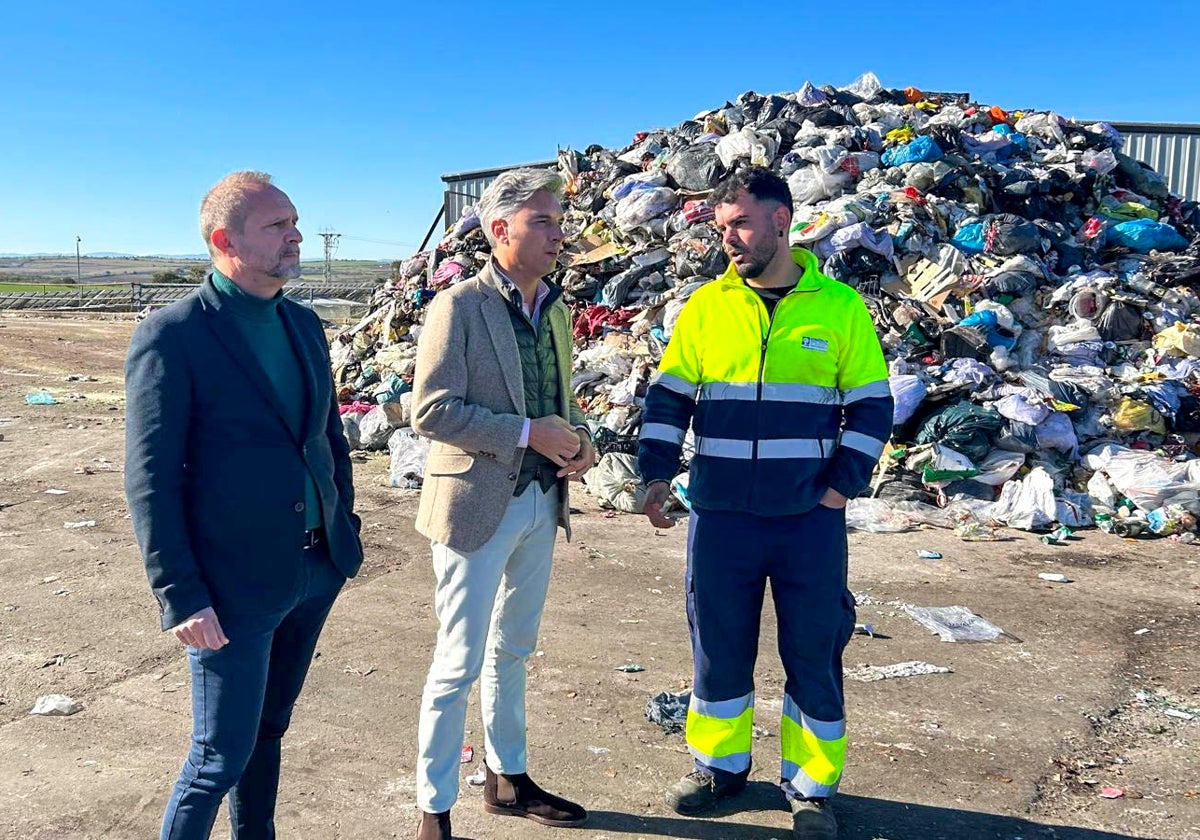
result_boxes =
[775,204,792,238]
[211,228,233,256]
[490,218,508,245]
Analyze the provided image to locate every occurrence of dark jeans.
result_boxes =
[159,542,345,840]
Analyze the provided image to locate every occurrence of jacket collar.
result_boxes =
[715,247,827,293]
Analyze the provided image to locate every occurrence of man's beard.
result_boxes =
[728,237,776,279]
[270,259,303,280]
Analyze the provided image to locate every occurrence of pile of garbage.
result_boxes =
[330,72,1200,543]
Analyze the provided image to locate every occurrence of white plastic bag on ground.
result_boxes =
[1084,445,1200,512]
[987,466,1057,530]
[845,498,913,533]
[387,428,430,488]
[904,606,1004,642]
[359,405,399,450]
[582,453,646,513]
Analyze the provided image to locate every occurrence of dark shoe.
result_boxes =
[483,766,587,827]
[791,797,838,840]
[664,769,747,816]
[415,809,451,840]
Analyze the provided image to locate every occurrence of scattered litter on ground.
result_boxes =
[917,549,943,559]
[44,489,68,495]
[29,694,83,716]
[645,689,690,735]
[466,769,486,786]
[459,746,473,764]
[63,520,95,529]
[25,392,57,406]
[844,661,953,682]
[1038,572,1073,583]
[615,663,645,673]
[904,605,1005,642]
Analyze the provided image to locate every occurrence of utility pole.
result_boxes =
[75,236,82,283]
[319,230,340,283]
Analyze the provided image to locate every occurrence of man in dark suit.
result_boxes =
[124,171,363,840]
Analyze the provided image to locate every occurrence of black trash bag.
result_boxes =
[824,248,892,290]
[914,401,1003,463]
[1095,299,1145,342]
[874,470,940,505]
[665,144,724,192]
[942,478,999,502]
[939,325,991,361]
[1016,368,1090,414]
[994,419,1039,453]
[593,427,640,457]
[987,213,1042,256]
[1174,395,1200,433]
[981,270,1039,298]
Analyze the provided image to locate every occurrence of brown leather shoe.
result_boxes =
[483,766,587,827]
[415,809,451,840]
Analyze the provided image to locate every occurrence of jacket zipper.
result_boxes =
[749,283,817,508]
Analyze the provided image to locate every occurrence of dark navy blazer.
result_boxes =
[125,277,363,630]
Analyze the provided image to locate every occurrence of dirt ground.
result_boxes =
[1,313,1198,840]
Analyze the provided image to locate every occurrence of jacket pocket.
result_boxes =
[426,453,475,475]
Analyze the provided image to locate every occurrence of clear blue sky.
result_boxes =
[1,0,1196,262]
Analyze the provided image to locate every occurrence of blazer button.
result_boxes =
[507,473,517,481]
[294,502,305,512]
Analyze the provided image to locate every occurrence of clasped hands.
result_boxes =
[527,416,595,480]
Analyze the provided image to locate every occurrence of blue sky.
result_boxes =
[1,0,1196,262]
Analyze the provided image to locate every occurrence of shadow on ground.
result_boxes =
[571,783,1144,839]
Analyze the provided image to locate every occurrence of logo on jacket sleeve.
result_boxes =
[802,337,829,353]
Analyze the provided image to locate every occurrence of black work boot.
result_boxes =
[791,797,838,839]
[664,769,748,815]
[483,766,587,827]
[415,809,451,840]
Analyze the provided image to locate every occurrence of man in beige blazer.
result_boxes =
[410,168,595,840]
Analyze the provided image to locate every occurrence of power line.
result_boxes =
[318,230,340,282]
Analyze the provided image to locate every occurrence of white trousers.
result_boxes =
[415,483,559,813]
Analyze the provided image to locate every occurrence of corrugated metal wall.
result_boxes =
[1109,123,1200,202]
[441,161,557,230]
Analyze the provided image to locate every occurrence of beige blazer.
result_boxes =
[411,264,586,553]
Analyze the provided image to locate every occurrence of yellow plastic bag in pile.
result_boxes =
[1153,322,1200,358]
[1111,397,1166,434]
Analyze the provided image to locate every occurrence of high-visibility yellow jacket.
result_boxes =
[638,248,893,515]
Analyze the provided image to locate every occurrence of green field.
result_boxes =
[0,256,393,286]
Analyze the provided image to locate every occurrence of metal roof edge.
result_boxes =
[441,161,558,183]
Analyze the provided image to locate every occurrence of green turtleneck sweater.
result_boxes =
[212,270,322,531]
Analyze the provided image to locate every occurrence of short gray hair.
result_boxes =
[477,168,564,247]
[200,171,275,256]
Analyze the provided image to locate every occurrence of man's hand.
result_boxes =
[644,481,676,529]
[170,607,229,650]
[528,416,582,467]
[819,487,849,509]
[557,430,596,481]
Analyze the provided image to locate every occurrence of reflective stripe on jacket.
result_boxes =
[638,247,893,515]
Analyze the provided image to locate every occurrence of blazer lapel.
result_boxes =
[477,271,525,412]
[279,302,322,436]
[199,280,300,443]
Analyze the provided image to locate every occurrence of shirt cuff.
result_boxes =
[519,418,530,449]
